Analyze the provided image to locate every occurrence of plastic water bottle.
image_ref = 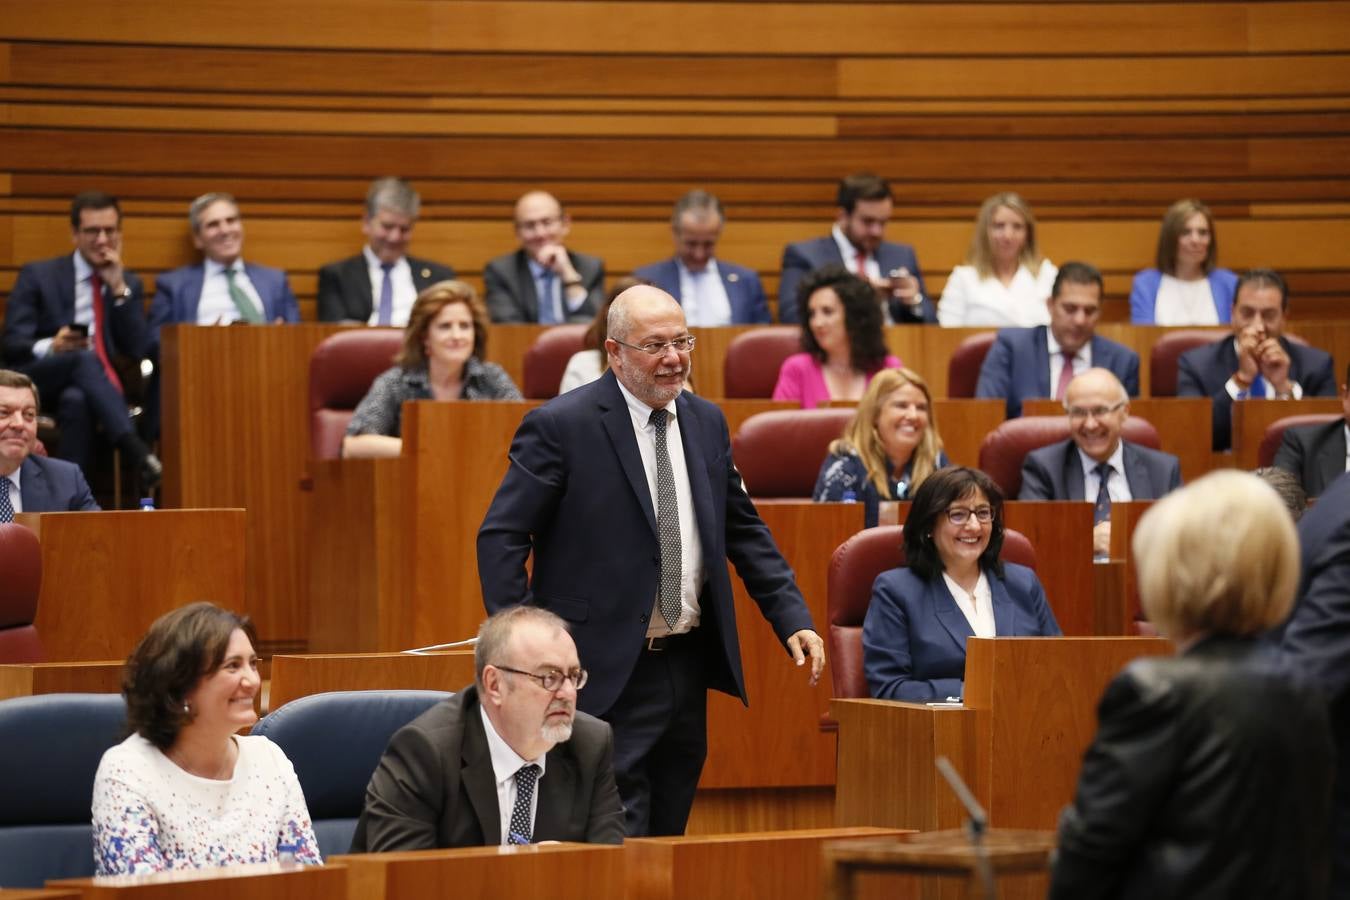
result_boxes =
[840,489,857,503]
[138,497,155,511]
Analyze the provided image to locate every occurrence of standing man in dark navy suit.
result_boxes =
[632,190,770,325]
[1178,268,1336,451]
[778,173,934,325]
[478,285,825,837]
[976,261,1140,418]
[0,370,98,518]
[1,191,158,486]
[316,177,456,326]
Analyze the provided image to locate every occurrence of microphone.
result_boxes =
[935,756,995,900]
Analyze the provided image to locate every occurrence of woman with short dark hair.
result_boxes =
[91,602,320,874]
[863,466,1061,700]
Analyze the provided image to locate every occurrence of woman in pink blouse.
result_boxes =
[772,265,901,409]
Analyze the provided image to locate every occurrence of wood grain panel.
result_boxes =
[268,651,476,711]
[328,844,623,900]
[1002,502,1096,636]
[685,786,834,835]
[49,860,347,899]
[0,661,123,700]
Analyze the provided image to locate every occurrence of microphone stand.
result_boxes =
[935,755,996,900]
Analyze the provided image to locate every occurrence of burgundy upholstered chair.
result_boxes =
[947,332,998,399]
[0,524,45,663]
[308,329,404,459]
[722,326,802,399]
[826,525,1038,699]
[522,324,589,399]
[1147,329,1229,397]
[977,415,1162,499]
[731,408,854,498]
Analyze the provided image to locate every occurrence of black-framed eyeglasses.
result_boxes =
[1065,401,1126,421]
[945,506,993,526]
[612,336,696,355]
[494,665,588,692]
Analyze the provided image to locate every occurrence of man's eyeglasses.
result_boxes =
[945,506,993,526]
[495,665,588,692]
[1065,401,1126,421]
[612,336,696,356]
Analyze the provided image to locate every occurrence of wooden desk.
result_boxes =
[833,637,1172,834]
[0,891,79,899]
[824,830,1056,900]
[1021,397,1213,484]
[48,862,345,900]
[1231,397,1345,470]
[626,827,911,900]
[15,510,245,661]
[0,661,123,700]
[329,843,623,900]
[268,651,475,710]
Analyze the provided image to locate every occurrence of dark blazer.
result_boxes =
[862,562,1061,702]
[148,261,299,344]
[1018,439,1181,502]
[1177,336,1337,451]
[1051,636,1333,900]
[477,370,816,718]
[17,454,99,512]
[1280,472,1350,897]
[1,253,149,365]
[777,235,934,325]
[630,257,771,324]
[483,249,605,324]
[350,686,624,852]
[315,253,455,323]
[975,326,1141,418]
[1273,418,1347,498]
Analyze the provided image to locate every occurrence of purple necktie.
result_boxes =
[377,263,394,326]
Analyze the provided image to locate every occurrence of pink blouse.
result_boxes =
[771,352,903,409]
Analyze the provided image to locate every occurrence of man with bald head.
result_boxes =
[484,191,605,324]
[479,285,825,837]
[1020,368,1181,555]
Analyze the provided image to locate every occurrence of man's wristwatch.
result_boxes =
[111,284,133,301]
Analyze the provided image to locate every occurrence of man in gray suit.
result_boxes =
[351,606,624,851]
[1274,363,1349,498]
[484,191,605,324]
[1020,368,1181,557]
[0,369,99,519]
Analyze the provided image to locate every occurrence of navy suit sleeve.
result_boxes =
[476,406,567,611]
[1282,480,1350,699]
[863,573,963,702]
[484,259,526,324]
[1018,452,1056,500]
[1176,351,1231,451]
[70,465,100,511]
[2,263,44,363]
[887,250,936,324]
[106,273,150,360]
[974,333,1014,414]
[1023,570,1062,635]
[1299,350,1337,397]
[276,273,300,323]
[777,243,811,325]
[146,274,178,353]
[1119,350,1140,397]
[744,271,771,324]
[1272,428,1307,479]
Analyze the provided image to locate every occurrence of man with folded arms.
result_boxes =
[351,606,624,851]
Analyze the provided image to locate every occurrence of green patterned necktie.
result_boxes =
[224,268,264,324]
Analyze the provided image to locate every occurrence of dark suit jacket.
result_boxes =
[148,261,298,346]
[630,257,770,324]
[1273,418,1348,498]
[1280,472,1350,897]
[975,326,1141,418]
[777,235,934,325]
[477,370,816,717]
[1177,336,1337,451]
[862,563,1061,701]
[350,685,624,852]
[483,249,604,324]
[1052,636,1333,900]
[1,253,149,365]
[315,253,455,323]
[17,454,99,512]
[1018,439,1181,502]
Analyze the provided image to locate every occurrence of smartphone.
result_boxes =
[67,323,89,337]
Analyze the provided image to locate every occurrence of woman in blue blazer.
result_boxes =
[863,466,1061,701]
[1129,199,1237,325]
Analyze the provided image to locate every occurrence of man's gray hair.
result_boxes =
[366,177,421,219]
[188,192,237,233]
[475,606,570,687]
[671,189,724,229]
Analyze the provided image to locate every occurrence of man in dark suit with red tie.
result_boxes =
[1,191,159,486]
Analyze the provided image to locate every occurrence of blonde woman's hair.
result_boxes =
[1132,470,1299,642]
[966,192,1042,279]
[828,367,943,498]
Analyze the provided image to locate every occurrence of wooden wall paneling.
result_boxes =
[0,661,123,700]
[931,399,1006,469]
[685,786,835,835]
[1001,502,1096,636]
[328,844,623,900]
[267,650,476,711]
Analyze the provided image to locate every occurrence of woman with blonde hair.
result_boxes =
[1051,470,1333,898]
[343,280,521,457]
[1129,198,1238,325]
[812,367,947,527]
[937,192,1057,327]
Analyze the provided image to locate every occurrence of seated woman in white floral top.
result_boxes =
[91,602,320,875]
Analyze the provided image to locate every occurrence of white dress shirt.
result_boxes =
[677,260,733,326]
[478,704,547,845]
[363,245,418,327]
[614,378,705,637]
[941,570,995,638]
[197,259,263,324]
[1078,442,1134,504]
[937,260,1057,327]
[35,252,100,358]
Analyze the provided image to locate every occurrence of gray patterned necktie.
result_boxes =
[0,478,13,523]
[650,408,682,629]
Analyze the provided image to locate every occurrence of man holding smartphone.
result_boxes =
[1,191,159,488]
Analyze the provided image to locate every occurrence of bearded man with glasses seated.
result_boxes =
[351,606,624,851]
[1019,368,1181,558]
